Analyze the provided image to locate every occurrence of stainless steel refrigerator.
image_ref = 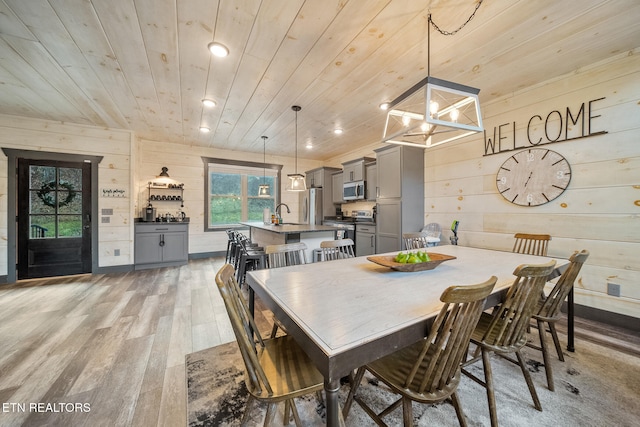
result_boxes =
[299,188,323,225]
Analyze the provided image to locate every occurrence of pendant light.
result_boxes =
[287,105,307,191]
[258,136,271,197]
[382,3,484,148]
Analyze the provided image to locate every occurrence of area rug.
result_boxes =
[186,334,640,426]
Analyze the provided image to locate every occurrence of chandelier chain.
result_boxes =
[429,0,483,36]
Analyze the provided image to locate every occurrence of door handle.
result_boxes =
[83,213,91,229]
[159,234,165,247]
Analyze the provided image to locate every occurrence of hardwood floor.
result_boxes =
[0,258,234,427]
[1,258,638,426]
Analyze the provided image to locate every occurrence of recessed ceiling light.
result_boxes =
[306,142,313,149]
[200,126,211,133]
[207,42,229,57]
[333,128,343,135]
[379,102,390,110]
[202,99,216,108]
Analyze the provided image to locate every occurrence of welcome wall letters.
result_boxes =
[483,97,607,156]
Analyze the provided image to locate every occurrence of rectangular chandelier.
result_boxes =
[382,76,483,148]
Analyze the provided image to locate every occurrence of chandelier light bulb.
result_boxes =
[450,108,460,122]
[402,115,411,126]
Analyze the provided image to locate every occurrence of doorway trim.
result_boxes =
[2,148,103,283]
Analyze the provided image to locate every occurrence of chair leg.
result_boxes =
[241,395,256,426]
[481,348,499,427]
[402,397,413,427]
[289,399,302,427]
[537,319,555,391]
[283,400,291,426]
[515,349,542,411]
[263,402,277,427]
[548,322,564,361]
[450,391,468,427]
[343,366,366,418]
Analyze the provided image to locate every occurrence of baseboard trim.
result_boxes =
[563,302,639,333]
[189,251,225,260]
[0,275,7,284]
[95,264,135,274]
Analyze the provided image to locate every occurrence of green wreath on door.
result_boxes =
[36,180,77,208]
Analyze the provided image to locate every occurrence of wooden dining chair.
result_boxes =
[265,242,308,268]
[461,260,557,427]
[528,250,589,391]
[402,232,431,249]
[215,264,324,427]
[320,238,355,261]
[265,242,308,337]
[343,276,498,427]
[512,233,551,256]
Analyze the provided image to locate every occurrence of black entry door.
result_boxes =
[17,159,92,279]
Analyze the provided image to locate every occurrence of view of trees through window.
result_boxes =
[208,169,277,227]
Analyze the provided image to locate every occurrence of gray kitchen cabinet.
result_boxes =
[135,222,189,270]
[306,167,341,189]
[342,157,374,183]
[365,162,377,201]
[332,171,344,203]
[305,169,323,188]
[355,223,376,256]
[374,145,424,253]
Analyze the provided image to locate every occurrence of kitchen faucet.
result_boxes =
[275,203,290,216]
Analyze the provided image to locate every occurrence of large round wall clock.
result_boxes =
[496,148,571,206]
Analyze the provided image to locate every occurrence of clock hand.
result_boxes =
[524,171,533,187]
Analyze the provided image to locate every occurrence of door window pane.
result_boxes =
[30,190,55,214]
[58,215,82,237]
[30,215,54,239]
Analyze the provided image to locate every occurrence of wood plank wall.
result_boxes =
[0,115,133,271]
[327,50,640,320]
[421,50,639,319]
[135,139,324,255]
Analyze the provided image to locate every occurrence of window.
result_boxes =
[203,157,281,230]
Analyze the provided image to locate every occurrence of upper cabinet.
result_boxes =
[332,171,344,204]
[305,167,341,188]
[365,162,377,201]
[342,157,374,183]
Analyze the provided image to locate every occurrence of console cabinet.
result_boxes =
[135,222,188,270]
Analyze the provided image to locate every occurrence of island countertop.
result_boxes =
[240,221,339,234]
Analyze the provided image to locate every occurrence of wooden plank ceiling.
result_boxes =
[0,0,638,160]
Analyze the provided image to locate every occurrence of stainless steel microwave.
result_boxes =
[343,180,365,201]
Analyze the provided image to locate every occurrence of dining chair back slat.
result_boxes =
[462,260,556,427]
[266,242,308,269]
[530,250,589,391]
[402,232,431,250]
[344,276,498,426]
[320,238,355,261]
[512,233,551,256]
[215,263,324,426]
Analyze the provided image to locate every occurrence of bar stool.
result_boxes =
[236,238,266,289]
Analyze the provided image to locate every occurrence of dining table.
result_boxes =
[246,245,569,427]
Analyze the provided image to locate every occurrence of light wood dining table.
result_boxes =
[246,245,569,427]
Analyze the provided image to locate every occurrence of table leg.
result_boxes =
[567,287,575,352]
[325,379,345,427]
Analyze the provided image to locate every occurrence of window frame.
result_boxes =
[202,157,282,231]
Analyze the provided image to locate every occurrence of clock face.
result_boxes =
[496,148,571,206]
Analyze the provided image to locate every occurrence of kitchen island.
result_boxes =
[240,221,339,261]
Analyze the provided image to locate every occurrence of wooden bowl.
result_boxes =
[367,252,456,272]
